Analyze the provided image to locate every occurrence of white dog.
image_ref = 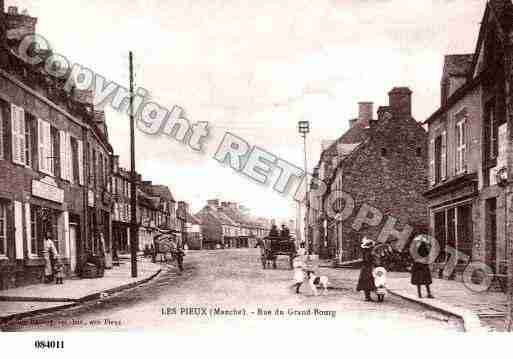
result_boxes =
[306,270,329,296]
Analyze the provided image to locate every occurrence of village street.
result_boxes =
[2,249,463,333]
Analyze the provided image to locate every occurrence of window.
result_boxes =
[51,127,59,176]
[71,137,79,183]
[24,113,33,167]
[455,118,467,174]
[416,147,422,157]
[92,150,97,188]
[37,118,52,174]
[433,203,473,265]
[381,148,387,157]
[98,153,104,188]
[0,202,7,256]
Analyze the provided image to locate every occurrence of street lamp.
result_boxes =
[298,120,310,254]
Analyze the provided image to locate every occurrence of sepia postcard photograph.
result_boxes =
[1,0,513,352]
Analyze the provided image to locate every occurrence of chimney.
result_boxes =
[348,118,357,128]
[358,102,373,123]
[207,199,220,208]
[388,87,412,119]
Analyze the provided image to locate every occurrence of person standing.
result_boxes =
[280,224,290,238]
[356,237,376,301]
[97,230,106,277]
[411,235,434,298]
[43,231,59,283]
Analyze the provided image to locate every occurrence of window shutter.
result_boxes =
[0,105,3,159]
[37,118,45,172]
[19,109,26,165]
[14,201,23,259]
[25,203,31,256]
[11,104,22,165]
[65,133,72,181]
[59,130,66,180]
[429,139,435,185]
[441,131,447,180]
[77,140,84,185]
[45,123,53,175]
[63,211,70,258]
[462,120,467,172]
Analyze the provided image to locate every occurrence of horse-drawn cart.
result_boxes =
[153,231,185,271]
[257,236,297,270]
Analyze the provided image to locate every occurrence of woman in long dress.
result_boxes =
[43,231,59,283]
[411,236,434,298]
[356,237,376,301]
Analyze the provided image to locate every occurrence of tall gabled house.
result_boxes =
[424,0,513,280]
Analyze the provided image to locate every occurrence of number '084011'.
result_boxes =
[34,340,64,349]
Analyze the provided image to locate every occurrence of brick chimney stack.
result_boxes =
[207,199,220,209]
[358,102,373,123]
[388,87,412,119]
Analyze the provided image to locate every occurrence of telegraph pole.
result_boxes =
[298,121,310,254]
[129,51,138,278]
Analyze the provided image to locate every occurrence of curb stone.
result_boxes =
[0,268,162,324]
[387,287,485,333]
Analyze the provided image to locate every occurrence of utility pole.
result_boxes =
[298,121,310,254]
[129,51,138,278]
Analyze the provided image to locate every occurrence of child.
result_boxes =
[372,266,387,302]
[292,256,305,294]
[54,259,64,285]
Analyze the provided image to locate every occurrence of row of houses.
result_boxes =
[305,0,513,282]
[0,4,199,290]
[196,199,290,249]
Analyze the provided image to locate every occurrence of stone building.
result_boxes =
[309,89,429,263]
[424,0,513,280]
[0,5,114,288]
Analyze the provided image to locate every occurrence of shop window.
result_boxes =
[433,203,473,264]
[0,202,7,256]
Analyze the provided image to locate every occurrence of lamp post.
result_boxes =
[129,51,138,278]
[298,120,310,254]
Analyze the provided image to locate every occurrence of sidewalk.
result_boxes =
[0,259,162,322]
[322,267,507,332]
[386,276,507,333]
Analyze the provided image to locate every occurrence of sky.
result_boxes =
[5,0,487,219]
